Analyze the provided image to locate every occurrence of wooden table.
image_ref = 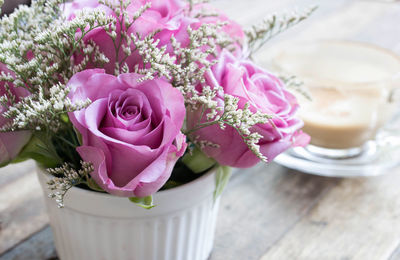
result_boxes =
[1,0,400,259]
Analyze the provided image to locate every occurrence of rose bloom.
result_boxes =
[187,50,310,168]
[0,63,31,165]
[68,69,186,197]
[63,0,245,73]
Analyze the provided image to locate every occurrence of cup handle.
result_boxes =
[377,98,400,148]
[388,87,400,103]
[388,73,400,103]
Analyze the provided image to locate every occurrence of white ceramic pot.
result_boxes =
[37,167,220,260]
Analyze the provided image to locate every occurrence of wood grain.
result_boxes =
[210,163,340,260]
[389,245,400,260]
[0,226,56,260]
[0,161,48,255]
[260,171,400,260]
[0,160,35,188]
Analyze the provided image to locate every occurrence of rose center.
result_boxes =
[123,106,139,118]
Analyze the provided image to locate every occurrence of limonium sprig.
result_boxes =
[186,95,272,162]
[132,22,230,89]
[188,0,210,12]
[1,83,91,132]
[279,74,312,101]
[99,0,152,75]
[245,6,317,56]
[47,161,95,208]
[190,135,220,150]
[132,31,179,81]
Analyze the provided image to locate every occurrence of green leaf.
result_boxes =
[182,147,216,174]
[86,177,104,192]
[73,126,83,145]
[13,133,60,168]
[162,180,182,190]
[129,195,155,209]
[214,165,232,201]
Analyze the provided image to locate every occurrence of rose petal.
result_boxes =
[0,131,31,165]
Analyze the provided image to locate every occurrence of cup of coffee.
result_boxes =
[263,40,400,175]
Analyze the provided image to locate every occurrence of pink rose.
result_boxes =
[62,0,114,20]
[63,0,186,74]
[63,0,245,74]
[68,69,186,197]
[187,51,309,168]
[62,0,120,74]
[0,63,31,165]
[151,2,245,55]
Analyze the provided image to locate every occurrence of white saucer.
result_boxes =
[274,141,400,177]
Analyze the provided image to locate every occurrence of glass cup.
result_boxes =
[264,40,400,176]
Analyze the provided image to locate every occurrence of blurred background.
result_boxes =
[1,0,30,15]
[212,0,400,62]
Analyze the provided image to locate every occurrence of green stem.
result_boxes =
[55,135,76,149]
[184,120,219,135]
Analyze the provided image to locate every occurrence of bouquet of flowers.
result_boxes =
[0,0,312,208]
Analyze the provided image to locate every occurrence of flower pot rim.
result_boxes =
[37,164,217,199]
[37,164,219,217]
